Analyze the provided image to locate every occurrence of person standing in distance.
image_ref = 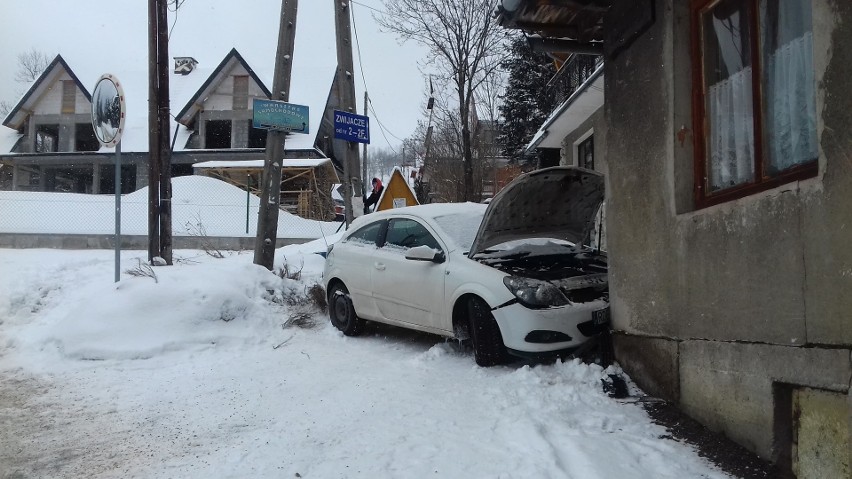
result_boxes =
[363,177,384,214]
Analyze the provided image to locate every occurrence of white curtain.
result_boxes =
[707,67,755,192]
[763,31,818,172]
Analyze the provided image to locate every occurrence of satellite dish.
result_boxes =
[91,74,126,147]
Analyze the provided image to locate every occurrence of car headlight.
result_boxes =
[502,276,570,308]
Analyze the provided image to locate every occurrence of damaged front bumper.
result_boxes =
[490,300,609,355]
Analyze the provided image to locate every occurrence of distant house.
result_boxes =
[498,0,851,476]
[0,49,342,219]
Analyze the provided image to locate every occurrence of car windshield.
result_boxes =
[432,210,485,252]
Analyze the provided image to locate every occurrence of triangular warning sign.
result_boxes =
[375,167,420,211]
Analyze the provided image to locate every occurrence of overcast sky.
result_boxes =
[0,0,430,151]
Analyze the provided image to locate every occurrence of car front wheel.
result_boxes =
[467,297,506,367]
[328,282,364,336]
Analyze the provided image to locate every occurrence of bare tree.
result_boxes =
[1,49,52,117]
[15,48,51,84]
[378,0,506,202]
[473,70,506,199]
[0,101,13,118]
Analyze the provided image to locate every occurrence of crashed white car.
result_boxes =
[322,167,609,366]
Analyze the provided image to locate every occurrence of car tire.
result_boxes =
[467,297,506,367]
[328,283,364,336]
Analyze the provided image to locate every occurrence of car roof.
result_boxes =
[349,202,487,227]
[345,202,488,252]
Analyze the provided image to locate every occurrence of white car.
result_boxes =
[322,166,609,366]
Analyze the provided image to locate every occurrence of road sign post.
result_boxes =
[91,74,126,283]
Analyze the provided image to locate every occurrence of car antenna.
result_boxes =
[319,223,330,250]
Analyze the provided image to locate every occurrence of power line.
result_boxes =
[350,0,386,15]
[167,0,186,40]
[350,1,405,154]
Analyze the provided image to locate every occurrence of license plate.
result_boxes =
[592,307,610,325]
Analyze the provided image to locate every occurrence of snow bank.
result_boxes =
[0,175,341,238]
[0,241,730,478]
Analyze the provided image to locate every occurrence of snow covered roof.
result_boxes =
[526,64,604,152]
[0,126,22,153]
[194,158,332,169]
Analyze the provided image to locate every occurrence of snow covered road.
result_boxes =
[0,246,730,478]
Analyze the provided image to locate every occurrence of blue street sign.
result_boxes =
[252,98,309,134]
[333,110,370,144]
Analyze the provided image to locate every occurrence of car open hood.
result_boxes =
[468,166,604,257]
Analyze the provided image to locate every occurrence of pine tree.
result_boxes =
[497,36,559,164]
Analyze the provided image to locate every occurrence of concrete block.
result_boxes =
[793,387,850,478]
[679,340,851,459]
[612,333,679,402]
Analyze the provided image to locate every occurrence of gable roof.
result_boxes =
[0,3,338,157]
[175,48,272,125]
[2,54,92,130]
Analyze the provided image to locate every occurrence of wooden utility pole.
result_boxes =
[254,0,299,270]
[157,0,173,265]
[147,0,161,263]
[147,0,172,265]
[333,0,361,225]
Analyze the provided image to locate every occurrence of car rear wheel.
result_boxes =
[328,283,364,336]
[467,297,506,367]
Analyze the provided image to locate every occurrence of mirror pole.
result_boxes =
[115,141,122,282]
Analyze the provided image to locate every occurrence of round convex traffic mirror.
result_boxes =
[91,74,125,147]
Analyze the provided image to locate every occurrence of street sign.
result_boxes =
[333,110,370,144]
[252,98,309,133]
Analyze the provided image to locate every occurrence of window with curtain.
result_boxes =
[691,0,818,208]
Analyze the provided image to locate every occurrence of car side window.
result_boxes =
[384,218,441,251]
[344,220,384,246]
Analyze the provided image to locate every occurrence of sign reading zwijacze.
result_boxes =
[252,98,309,134]
[333,110,370,144]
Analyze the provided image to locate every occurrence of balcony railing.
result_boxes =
[547,54,603,100]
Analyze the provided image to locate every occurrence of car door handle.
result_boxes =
[374,262,386,271]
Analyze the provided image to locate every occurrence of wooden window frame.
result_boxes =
[576,132,595,171]
[690,0,818,209]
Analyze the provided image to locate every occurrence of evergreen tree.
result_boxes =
[497,36,559,164]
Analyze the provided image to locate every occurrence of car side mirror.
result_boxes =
[404,245,445,264]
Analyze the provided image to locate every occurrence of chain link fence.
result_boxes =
[0,175,343,248]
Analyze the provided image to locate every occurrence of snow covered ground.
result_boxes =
[0,241,730,478]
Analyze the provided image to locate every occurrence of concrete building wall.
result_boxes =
[605,0,852,468]
[558,107,607,178]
